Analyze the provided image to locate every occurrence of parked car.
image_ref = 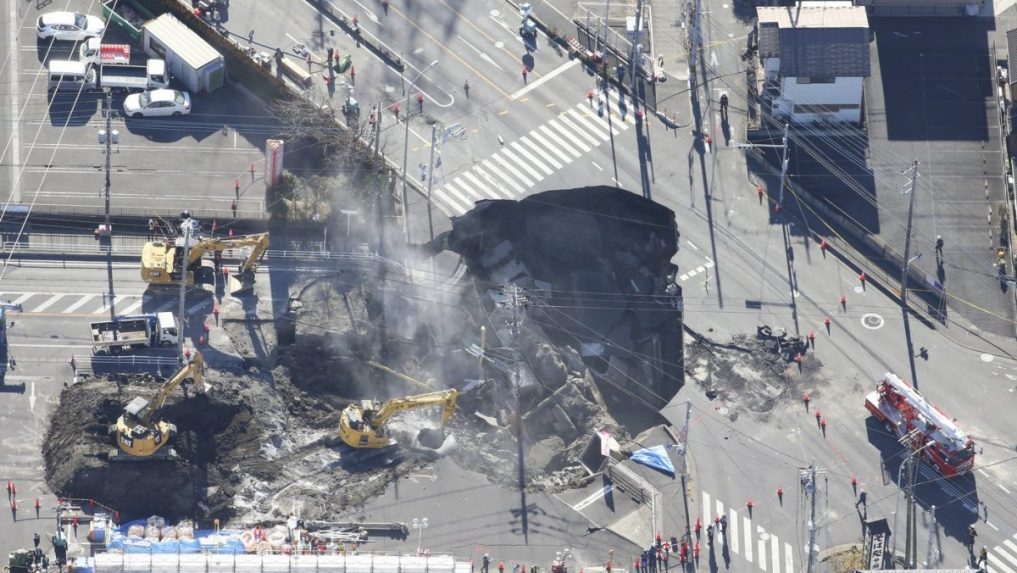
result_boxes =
[123,89,191,118]
[36,12,104,41]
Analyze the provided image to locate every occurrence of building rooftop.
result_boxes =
[757,4,869,29]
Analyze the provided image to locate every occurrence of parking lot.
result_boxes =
[3,1,279,222]
[789,18,1012,335]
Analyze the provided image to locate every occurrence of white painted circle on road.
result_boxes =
[413,48,426,55]
[728,33,734,38]
[861,313,884,330]
[717,407,729,416]
[981,353,995,363]
[490,9,500,16]
[759,532,770,541]
[853,285,864,294]
[385,85,395,93]
[495,41,505,49]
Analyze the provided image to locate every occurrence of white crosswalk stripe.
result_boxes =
[492,153,535,187]
[567,108,610,140]
[523,131,571,165]
[555,113,604,147]
[63,295,96,314]
[995,539,1017,571]
[32,294,65,313]
[699,490,793,573]
[460,170,498,199]
[546,118,592,153]
[537,124,583,159]
[439,180,475,212]
[118,297,149,316]
[427,90,648,215]
[500,147,544,182]
[517,136,563,170]
[509,141,554,176]
[472,164,517,198]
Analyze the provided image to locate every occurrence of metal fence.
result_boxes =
[89,552,470,573]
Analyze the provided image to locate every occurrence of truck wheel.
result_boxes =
[160,340,172,347]
[132,113,143,119]
[172,112,181,116]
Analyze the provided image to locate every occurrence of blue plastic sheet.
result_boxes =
[630,445,675,476]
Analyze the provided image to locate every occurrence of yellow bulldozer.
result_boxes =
[140,231,269,295]
[112,352,206,459]
[338,389,458,449]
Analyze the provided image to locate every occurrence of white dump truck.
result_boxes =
[91,312,178,354]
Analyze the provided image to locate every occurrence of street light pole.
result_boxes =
[400,60,439,247]
[411,517,429,553]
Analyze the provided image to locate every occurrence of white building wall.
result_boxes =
[772,76,864,124]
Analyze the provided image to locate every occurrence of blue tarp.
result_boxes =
[630,445,675,476]
[107,522,244,554]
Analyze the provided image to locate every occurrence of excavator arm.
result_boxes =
[197,233,270,274]
[138,352,205,426]
[141,232,270,291]
[370,389,458,429]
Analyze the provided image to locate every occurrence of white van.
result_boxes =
[47,59,95,92]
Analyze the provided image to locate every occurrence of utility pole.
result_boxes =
[629,0,652,200]
[802,463,824,573]
[900,161,921,390]
[924,504,940,567]
[778,123,790,206]
[176,218,193,357]
[103,90,113,232]
[504,284,527,492]
[425,124,438,242]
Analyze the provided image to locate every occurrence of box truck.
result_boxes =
[141,13,225,94]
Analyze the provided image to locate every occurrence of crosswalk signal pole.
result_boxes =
[803,463,820,573]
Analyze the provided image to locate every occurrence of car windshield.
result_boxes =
[74,14,86,29]
[138,93,152,107]
[173,92,186,105]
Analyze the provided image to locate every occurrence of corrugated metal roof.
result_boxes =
[757,5,869,29]
[143,14,221,69]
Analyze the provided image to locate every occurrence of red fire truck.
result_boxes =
[865,373,975,477]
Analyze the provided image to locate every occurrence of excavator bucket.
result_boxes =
[228,273,256,295]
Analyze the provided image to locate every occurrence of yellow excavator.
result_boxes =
[112,352,206,459]
[140,232,270,294]
[338,389,458,449]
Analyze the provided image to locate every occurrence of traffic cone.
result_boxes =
[249,163,256,180]
[756,186,764,204]
[851,475,858,494]
[72,515,78,534]
[824,316,832,334]
[695,517,701,536]
[840,294,847,311]
[9,482,14,497]
[807,330,816,348]
[794,352,802,366]
[34,498,40,517]
[746,499,753,517]
[777,487,784,505]
[814,409,822,425]
[802,392,810,411]
[859,272,867,288]
[820,417,828,433]
[198,335,206,346]
[819,239,828,256]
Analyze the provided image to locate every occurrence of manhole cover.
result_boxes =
[853,285,864,294]
[981,353,995,363]
[490,9,500,16]
[861,313,884,330]
[495,41,505,49]
[759,532,770,541]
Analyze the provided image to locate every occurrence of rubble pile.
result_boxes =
[44,186,686,525]
[684,326,826,419]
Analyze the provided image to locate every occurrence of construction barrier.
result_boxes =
[87,552,471,573]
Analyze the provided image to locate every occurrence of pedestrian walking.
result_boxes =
[977,545,988,570]
[706,525,714,544]
[967,526,978,552]
[935,235,944,259]
[148,218,155,240]
[513,563,520,573]
[482,554,491,573]
[855,489,867,510]
[720,514,728,534]
[497,561,504,573]
[33,532,40,548]
[248,29,255,44]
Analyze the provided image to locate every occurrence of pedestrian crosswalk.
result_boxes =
[433,89,638,215]
[0,291,202,316]
[701,491,795,573]
[988,533,1017,573]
